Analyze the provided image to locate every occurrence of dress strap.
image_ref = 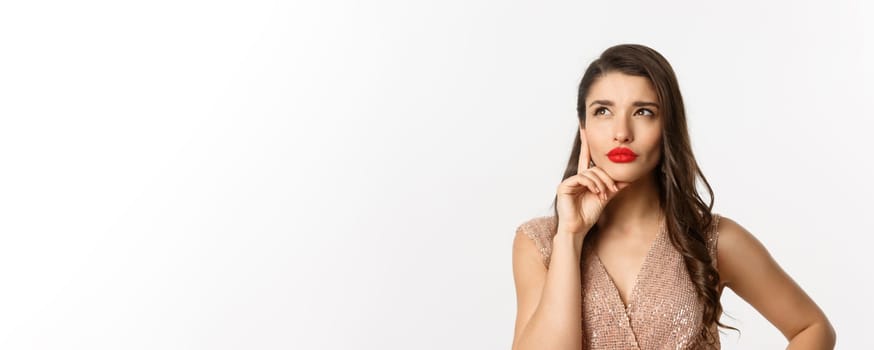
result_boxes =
[707,213,721,268]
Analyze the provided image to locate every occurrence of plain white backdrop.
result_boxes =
[1,0,872,349]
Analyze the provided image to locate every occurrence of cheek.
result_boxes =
[639,135,662,160]
[645,130,662,149]
[584,133,606,153]
[649,142,663,162]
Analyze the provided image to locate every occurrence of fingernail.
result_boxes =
[613,185,619,191]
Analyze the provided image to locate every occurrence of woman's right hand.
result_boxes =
[556,125,630,237]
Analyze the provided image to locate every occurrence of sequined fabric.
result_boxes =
[519,213,722,350]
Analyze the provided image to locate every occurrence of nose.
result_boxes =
[613,118,632,144]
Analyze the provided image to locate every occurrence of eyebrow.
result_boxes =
[588,100,660,108]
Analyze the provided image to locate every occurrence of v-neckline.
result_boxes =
[592,218,665,311]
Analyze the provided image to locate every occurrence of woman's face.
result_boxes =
[583,72,664,183]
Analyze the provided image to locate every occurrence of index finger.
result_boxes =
[578,124,591,174]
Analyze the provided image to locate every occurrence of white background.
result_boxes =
[1,0,872,349]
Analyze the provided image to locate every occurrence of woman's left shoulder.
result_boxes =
[710,214,776,286]
[711,214,757,247]
[716,215,769,266]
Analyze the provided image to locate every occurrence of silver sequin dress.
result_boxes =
[518,213,722,350]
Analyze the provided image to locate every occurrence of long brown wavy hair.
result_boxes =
[550,44,738,347]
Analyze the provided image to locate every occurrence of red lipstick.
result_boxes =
[607,147,638,163]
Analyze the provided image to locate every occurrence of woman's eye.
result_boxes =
[593,107,608,116]
[636,108,655,117]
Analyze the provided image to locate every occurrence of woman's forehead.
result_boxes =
[586,72,658,105]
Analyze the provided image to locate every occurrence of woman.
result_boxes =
[510,44,835,349]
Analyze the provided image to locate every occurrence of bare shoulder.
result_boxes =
[714,215,762,253]
[713,215,773,288]
[714,215,750,245]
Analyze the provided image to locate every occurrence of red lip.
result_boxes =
[607,147,638,163]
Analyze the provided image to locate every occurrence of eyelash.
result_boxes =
[592,107,656,117]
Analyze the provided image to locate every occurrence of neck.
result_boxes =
[596,172,663,235]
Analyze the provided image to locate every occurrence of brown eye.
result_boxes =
[635,108,655,117]
[593,107,608,116]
